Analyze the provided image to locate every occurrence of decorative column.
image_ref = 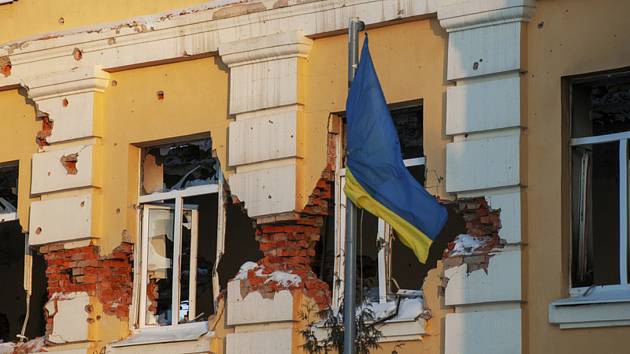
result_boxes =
[23,66,110,348]
[219,31,312,218]
[438,1,535,354]
[218,31,316,354]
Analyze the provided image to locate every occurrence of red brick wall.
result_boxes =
[240,132,338,310]
[39,241,133,328]
[442,197,503,272]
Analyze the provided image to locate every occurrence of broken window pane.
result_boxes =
[141,138,217,195]
[144,206,175,326]
[0,164,18,220]
[391,105,423,160]
[572,78,630,138]
[571,143,620,287]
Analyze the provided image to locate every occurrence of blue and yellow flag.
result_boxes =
[344,36,447,264]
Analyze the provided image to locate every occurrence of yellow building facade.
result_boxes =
[0,1,629,354]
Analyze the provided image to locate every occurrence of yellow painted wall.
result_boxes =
[304,18,449,202]
[99,56,229,255]
[525,1,630,353]
[0,0,213,44]
[0,88,39,231]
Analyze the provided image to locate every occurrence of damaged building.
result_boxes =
[0,0,629,354]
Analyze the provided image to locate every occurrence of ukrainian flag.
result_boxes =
[344,36,447,264]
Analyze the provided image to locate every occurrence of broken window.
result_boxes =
[333,102,430,307]
[569,71,630,289]
[0,163,18,223]
[137,138,224,327]
[141,139,217,195]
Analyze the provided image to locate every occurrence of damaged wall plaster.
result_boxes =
[442,197,504,275]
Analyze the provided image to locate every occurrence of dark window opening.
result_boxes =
[217,200,262,291]
[141,139,217,195]
[314,214,336,290]
[0,221,46,342]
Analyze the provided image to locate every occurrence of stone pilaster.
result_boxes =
[219,31,312,218]
[438,1,535,354]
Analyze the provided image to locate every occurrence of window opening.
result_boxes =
[333,102,430,308]
[569,71,630,289]
[138,138,223,328]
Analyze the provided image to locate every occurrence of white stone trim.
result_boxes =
[0,0,437,90]
[438,0,535,32]
[550,285,630,329]
[219,30,312,67]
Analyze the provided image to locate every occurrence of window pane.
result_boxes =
[182,195,218,323]
[391,105,423,160]
[571,78,630,138]
[145,207,175,326]
[571,142,620,287]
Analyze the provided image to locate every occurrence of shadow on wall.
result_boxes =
[0,221,46,343]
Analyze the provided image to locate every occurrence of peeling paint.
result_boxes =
[213,2,267,20]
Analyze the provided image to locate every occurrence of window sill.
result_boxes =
[0,212,17,223]
[111,321,211,347]
[549,286,630,329]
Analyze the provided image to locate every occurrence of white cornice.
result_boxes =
[438,0,535,32]
[25,66,110,100]
[219,31,313,66]
[0,0,437,90]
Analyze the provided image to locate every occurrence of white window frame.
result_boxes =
[331,112,426,310]
[136,172,226,328]
[569,120,630,293]
[550,75,630,329]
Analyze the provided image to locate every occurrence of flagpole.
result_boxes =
[343,17,364,354]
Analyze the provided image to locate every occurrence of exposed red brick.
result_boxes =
[442,197,504,273]
[60,153,79,174]
[39,241,134,328]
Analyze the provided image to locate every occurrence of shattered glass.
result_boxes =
[0,164,18,213]
[141,138,217,195]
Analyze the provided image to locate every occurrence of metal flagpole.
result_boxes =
[343,17,364,354]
